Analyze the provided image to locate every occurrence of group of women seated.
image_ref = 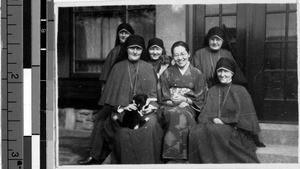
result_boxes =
[77,23,262,165]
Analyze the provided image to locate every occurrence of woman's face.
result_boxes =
[119,30,131,43]
[173,46,190,68]
[209,36,223,51]
[127,46,143,61]
[217,68,233,84]
[149,45,163,60]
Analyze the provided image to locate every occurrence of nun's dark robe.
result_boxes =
[191,47,247,88]
[189,83,260,163]
[99,45,122,82]
[99,59,164,164]
[159,64,206,160]
[88,45,122,161]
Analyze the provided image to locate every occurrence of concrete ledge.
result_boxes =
[259,123,298,146]
[257,144,298,163]
[259,123,298,131]
[59,129,91,138]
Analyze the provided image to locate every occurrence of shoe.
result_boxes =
[77,156,100,165]
[251,134,266,147]
[255,141,266,147]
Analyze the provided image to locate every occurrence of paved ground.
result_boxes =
[58,128,187,165]
[59,129,91,165]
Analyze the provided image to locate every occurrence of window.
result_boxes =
[263,4,297,121]
[205,4,237,33]
[72,6,156,77]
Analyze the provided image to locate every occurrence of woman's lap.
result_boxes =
[162,106,196,160]
[189,123,259,163]
[105,113,163,164]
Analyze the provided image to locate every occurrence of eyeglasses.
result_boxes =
[173,52,188,58]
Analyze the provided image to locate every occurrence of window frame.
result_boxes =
[263,4,297,113]
[70,5,156,78]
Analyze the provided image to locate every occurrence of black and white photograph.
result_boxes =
[55,1,298,168]
[1,0,298,169]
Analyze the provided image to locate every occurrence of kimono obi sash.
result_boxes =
[170,87,191,97]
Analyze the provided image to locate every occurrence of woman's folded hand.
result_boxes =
[142,104,157,114]
[171,94,186,104]
[213,118,224,124]
[179,102,189,108]
[124,103,137,111]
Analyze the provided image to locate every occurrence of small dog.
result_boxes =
[115,94,150,129]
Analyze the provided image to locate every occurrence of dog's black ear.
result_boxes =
[133,94,148,105]
[142,94,148,101]
[132,94,138,101]
[138,94,147,104]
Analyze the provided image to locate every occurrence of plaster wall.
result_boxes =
[156,5,186,56]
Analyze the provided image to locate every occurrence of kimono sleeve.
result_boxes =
[197,88,215,124]
[188,69,207,112]
[158,69,172,103]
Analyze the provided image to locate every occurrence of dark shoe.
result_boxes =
[255,141,266,147]
[77,156,100,165]
[252,134,266,147]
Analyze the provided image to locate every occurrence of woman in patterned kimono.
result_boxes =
[190,26,247,88]
[99,35,164,164]
[189,58,261,163]
[159,41,207,163]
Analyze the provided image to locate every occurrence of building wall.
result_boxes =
[58,5,188,109]
[58,6,188,77]
[156,5,186,56]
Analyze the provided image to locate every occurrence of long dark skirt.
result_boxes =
[161,106,197,160]
[189,123,260,163]
[104,113,164,164]
[89,105,113,161]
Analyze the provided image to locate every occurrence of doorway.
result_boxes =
[190,3,298,123]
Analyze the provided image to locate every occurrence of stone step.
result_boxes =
[257,144,298,163]
[258,123,298,146]
[59,128,91,138]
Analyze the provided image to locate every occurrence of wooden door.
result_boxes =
[248,4,297,123]
[190,4,298,123]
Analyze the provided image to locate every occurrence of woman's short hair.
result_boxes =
[171,41,190,55]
